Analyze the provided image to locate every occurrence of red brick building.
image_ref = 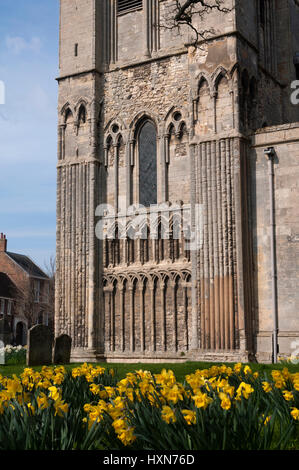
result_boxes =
[0,233,53,346]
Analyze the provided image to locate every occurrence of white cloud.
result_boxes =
[5,36,42,54]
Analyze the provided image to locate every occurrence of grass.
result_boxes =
[1,360,299,382]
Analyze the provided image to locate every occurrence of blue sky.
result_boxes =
[0,0,59,272]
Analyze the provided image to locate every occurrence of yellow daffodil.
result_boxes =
[27,403,35,415]
[53,373,65,385]
[282,390,294,401]
[118,427,136,446]
[290,408,299,421]
[54,399,69,417]
[234,363,242,374]
[219,392,231,410]
[112,418,136,446]
[161,405,176,424]
[164,384,185,404]
[90,383,101,395]
[262,381,272,393]
[48,386,61,401]
[236,382,254,400]
[104,386,116,398]
[192,392,212,409]
[262,415,271,426]
[37,392,50,410]
[6,377,22,398]
[182,409,196,425]
[154,369,176,387]
[112,418,127,432]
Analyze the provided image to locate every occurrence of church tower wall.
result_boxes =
[55,0,299,363]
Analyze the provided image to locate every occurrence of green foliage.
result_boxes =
[1,346,26,365]
[0,362,298,450]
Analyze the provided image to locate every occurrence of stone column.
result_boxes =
[171,280,177,352]
[88,162,96,350]
[160,282,166,351]
[114,143,119,213]
[139,284,145,352]
[109,287,115,352]
[110,0,117,64]
[119,285,125,352]
[161,134,169,202]
[150,283,155,351]
[213,92,217,134]
[58,125,65,160]
[183,284,189,350]
[143,0,151,58]
[189,143,199,350]
[129,285,134,352]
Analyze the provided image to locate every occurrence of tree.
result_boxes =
[162,0,232,46]
[13,256,55,332]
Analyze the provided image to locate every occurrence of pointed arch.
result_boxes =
[212,66,230,94]
[215,71,233,132]
[64,107,73,123]
[194,77,213,135]
[60,102,73,122]
[196,72,212,96]
[78,103,87,125]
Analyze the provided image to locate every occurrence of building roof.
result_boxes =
[0,272,17,299]
[6,252,49,280]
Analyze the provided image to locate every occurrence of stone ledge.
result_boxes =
[70,348,252,364]
[251,122,299,147]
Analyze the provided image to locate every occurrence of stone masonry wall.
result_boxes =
[250,123,299,361]
[56,0,299,362]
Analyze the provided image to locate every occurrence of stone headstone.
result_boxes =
[0,338,4,365]
[26,324,53,366]
[53,334,72,364]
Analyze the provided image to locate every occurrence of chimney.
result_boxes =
[0,233,7,252]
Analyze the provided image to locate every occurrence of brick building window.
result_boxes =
[0,299,4,315]
[117,0,143,15]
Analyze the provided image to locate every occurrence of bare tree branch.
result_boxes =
[174,0,230,22]
[159,0,232,47]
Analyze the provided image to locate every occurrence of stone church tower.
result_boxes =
[55,0,299,363]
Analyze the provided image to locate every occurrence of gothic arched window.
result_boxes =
[138,120,157,207]
[78,104,86,125]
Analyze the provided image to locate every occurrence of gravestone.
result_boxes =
[53,334,72,364]
[26,324,53,366]
[0,338,4,365]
